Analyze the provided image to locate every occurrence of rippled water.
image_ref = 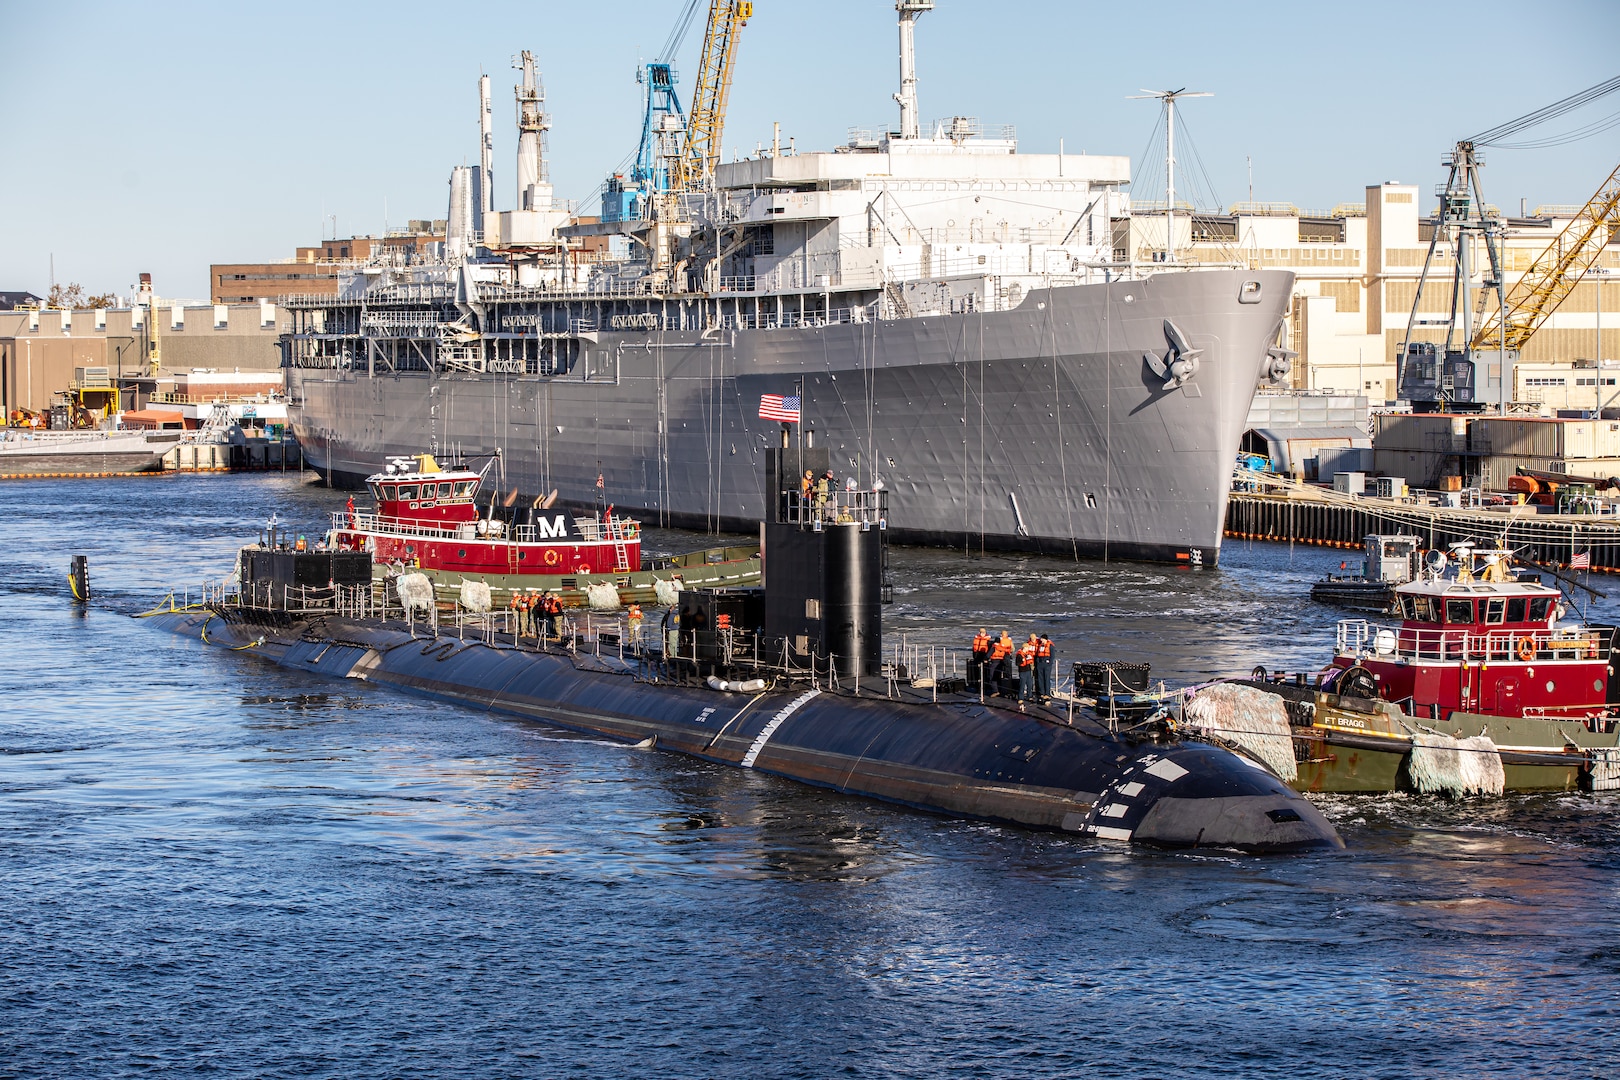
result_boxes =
[2,475,1617,1078]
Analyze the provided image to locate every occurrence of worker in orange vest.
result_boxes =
[627,602,643,643]
[1017,634,1038,702]
[989,631,1014,695]
[1035,634,1054,700]
[970,628,991,689]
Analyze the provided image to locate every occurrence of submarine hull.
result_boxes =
[144,609,1341,852]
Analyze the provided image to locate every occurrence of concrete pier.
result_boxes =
[1226,489,1620,571]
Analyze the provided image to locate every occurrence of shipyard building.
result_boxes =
[1127,187,1618,406]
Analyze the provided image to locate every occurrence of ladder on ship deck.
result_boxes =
[609,518,631,572]
[508,541,519,574]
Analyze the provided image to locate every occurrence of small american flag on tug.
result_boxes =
[759,394,801,422]
[1572,551,1591,569]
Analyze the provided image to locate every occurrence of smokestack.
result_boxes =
[446,166,475,262]
[479,74,494,227]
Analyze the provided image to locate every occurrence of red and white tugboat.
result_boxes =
[1227,543,1620,794]
[327,454,759,606]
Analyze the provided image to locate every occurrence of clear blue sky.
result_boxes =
[2,0,1616,300]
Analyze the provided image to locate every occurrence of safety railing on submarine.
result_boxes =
[176,574,1111,716]
[778,487,889,528]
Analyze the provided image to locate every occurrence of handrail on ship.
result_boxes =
[1335,617,1607,664]
[331,510,638,545]
[779,488,888,527]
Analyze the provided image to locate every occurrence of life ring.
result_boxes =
[1516,636,1536,661]
[543,548,560,567]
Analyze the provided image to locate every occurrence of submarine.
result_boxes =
[138,448,1341,853]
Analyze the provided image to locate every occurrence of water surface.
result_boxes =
[1,475,1615,1078]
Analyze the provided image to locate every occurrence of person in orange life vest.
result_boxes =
[970,628,990,687]
[1017,634,1038,702]
[627,602,643,642]
[1035,634,1054,699]
[988,631,1015,694]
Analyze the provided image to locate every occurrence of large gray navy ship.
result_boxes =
[284,2,1294,565]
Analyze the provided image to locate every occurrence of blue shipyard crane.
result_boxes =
[602,62,687,224]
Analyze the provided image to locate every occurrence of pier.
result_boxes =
[1226,482,1620,571]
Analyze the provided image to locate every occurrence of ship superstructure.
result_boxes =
[284,2,1294,564]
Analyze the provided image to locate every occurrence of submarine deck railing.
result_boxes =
[779,488,888,528]
[198,579,1135,720]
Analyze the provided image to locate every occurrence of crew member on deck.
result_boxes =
[627,602,643,643]
[970,628,990,687]
[1036,633,1054,700]
[990,631,1014,694]
[1018,634,1038,702]
[815,471,832,517]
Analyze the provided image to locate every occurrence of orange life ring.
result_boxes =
[543,548,560,567]
[1516,636,1536,662]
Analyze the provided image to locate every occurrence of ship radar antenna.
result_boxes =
[1128,87,1212,265]
[894,1,934,140]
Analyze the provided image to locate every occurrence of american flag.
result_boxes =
[1572,551,1590,569]
[759,393,801,423]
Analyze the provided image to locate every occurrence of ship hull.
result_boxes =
[139,606,1341,852]
[0,431,181,475]
[289,270,1292,564]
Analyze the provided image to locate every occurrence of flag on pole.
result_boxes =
[759,394,801,423]
[1572,551,1590,569]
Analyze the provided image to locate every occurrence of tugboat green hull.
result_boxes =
[1259,685,1617,795]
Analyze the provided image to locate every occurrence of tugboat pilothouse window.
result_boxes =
[1528,597,1554,622]
[1445,599,1475,624]
[397,485,419,500]
[1507,598,1527,622]
[1485,598,1506,624]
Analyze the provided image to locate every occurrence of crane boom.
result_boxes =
[1471,161,1620,352]
[677,0,752,193]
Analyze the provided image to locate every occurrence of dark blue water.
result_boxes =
[2,475,1617,1079]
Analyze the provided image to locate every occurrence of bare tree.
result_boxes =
[47,282,87,309]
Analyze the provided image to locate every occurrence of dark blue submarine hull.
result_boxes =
[143,610,1342,852]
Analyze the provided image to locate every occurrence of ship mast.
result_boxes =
[1130,87,1211,263]
[894,1,933,139]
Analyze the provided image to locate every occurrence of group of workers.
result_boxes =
[970,628,1057,703]
[800,468,839,516]
[510,590,567,638]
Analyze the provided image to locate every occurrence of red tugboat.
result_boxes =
[1324,544,1609,723]
[1211,543,1620,795]
[327,454,759,605]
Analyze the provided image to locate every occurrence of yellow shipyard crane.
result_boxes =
[1471,162,1620,353]
[675,1,752,194]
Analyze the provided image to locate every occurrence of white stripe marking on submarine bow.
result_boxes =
[1093,826,1133,842]
[741,690,821,768]
[1144,758,1189,783]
